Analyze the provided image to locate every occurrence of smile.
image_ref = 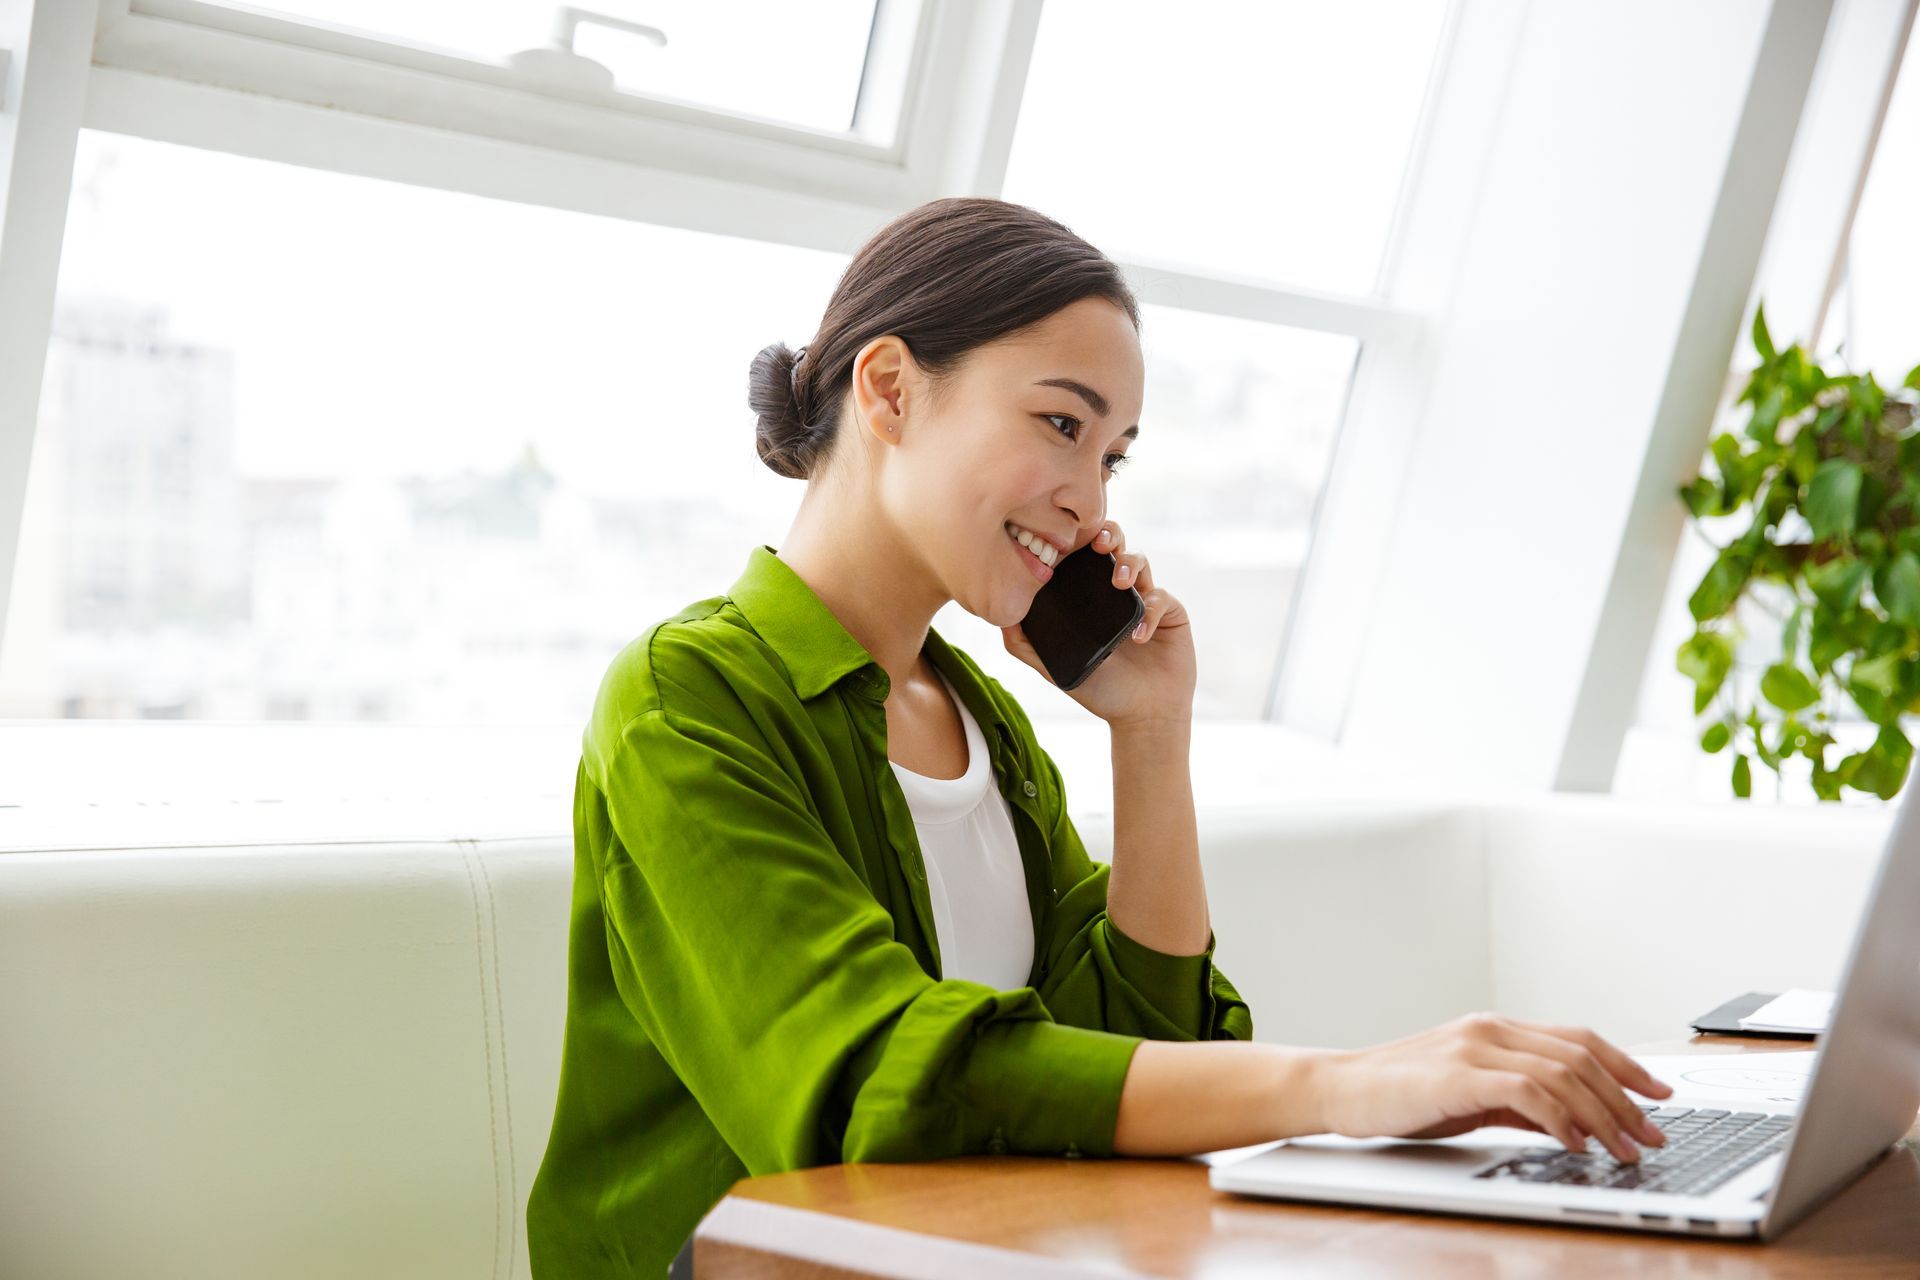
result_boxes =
[1005,521,1060,584]
[1005,522,1063,567]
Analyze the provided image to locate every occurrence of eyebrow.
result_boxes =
[1033,377,1141,440]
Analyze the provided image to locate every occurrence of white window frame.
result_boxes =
[0,0,1908,812]
[1555,0,1918,791]
[1,0,1450,740]
[10,0,1900,786]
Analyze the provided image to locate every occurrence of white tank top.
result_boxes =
[888,670,1036,990]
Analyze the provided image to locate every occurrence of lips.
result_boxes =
[1005,521,1066,565]
[1006,523,1054,584]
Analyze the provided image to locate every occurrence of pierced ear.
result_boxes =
[852,336,909,441]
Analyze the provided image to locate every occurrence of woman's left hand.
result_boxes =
[1001,520,1196,727]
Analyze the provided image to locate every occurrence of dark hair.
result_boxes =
[748,197,1140,481]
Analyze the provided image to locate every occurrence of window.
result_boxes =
[1001,0,1452,296]
[1,131,835,724]
[1828,26,1920,390]
[149,0,913,141]
[2,129,1358,729]
[1616,26,1920,802]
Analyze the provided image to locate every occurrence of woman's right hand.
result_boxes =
[1309,1012,1676,1163]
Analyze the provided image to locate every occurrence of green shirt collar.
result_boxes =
[729,545,873,700]
[728,544,1015,750]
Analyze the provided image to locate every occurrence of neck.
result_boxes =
[774,485,948,697]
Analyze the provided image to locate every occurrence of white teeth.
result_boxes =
[1007,522,1058,566]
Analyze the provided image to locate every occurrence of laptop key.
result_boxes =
[1512,1113,1791,1196]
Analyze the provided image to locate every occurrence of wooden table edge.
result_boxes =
[695,1033,1920,1277]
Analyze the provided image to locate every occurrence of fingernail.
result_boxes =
[1133,621,1148,639]
[1641,1118,1665,1144]
[1116,565,1130,582]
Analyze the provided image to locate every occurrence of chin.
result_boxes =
[960,587,1030,631]
[990,592,1038,629]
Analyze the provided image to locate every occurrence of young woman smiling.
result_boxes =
[525,198,1670,1280]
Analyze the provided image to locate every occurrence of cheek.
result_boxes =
[991,459,1056,508]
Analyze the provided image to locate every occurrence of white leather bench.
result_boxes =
[0,796,1886,1278]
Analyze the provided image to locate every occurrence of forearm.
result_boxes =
[1112,1040,1335,1155]
[1105,718,1209,955]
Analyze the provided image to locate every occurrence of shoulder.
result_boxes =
[583,594,792,761]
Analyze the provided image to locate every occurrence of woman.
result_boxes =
[525,198,1671,1279]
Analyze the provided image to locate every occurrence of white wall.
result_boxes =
[1484,795,1888,1046]
[1080,802,1491,1050]
[1335,2,1828,789]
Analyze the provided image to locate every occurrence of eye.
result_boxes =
[1042,412,1132,478]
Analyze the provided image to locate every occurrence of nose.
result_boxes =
[1054,465,1106,551]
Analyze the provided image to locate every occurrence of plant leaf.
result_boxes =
[1885,551,1920,630]
[1851,650,1903,699]
[1744,709,1780,768]
[1805,459,1863,542]
[1676,629,1735,710]
[1701,722,1731,753]
[1873,724,1914,800]
[1746,382,1788,444]
[1680,475,1721,518]
[1780,602,1808,662]
[1732,752,1752,799]
[1806,557,1872,615]
[1760,662,1818,712]
[1751,302,1776,363]
[1688,550,1752,621]
[1809,610,1848,674]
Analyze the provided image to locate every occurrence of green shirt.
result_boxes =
[526,544,1253,1279]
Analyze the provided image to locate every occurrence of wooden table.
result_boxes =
[694,1035,1920,1277]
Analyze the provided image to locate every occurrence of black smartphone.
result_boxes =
[1018,543,1147,691]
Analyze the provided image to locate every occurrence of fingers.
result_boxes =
[1091,522,1168,642]
[1483,1107,1562,1139]
[1478,1044,1645,1163]
[1095,523,1145,595]
[1535,1021,1675,1101]
[1479,1072,1586,1156]
[1500,1025,1666,1154]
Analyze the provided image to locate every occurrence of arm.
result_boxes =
[591,679,1147,1170]
[1112,1016,1680,1163]
[1113,1041,1327,1155]
[995,532,1244,1041]
[1105,717,1208,956]
[1012,703,1251,1043]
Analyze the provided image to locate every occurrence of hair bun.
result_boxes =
[749,340,816,479]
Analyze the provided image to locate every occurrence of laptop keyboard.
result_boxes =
[1474,1104,1793,1196]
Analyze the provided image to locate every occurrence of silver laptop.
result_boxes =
[1209,789,1920,1240]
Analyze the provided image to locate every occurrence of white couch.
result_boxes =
[0,795,1889,1279]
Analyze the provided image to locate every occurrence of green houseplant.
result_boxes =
[1677,304,1920,801]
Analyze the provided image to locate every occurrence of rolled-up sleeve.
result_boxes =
[1024,736,1255,1045]
[591,700,1147,1170]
